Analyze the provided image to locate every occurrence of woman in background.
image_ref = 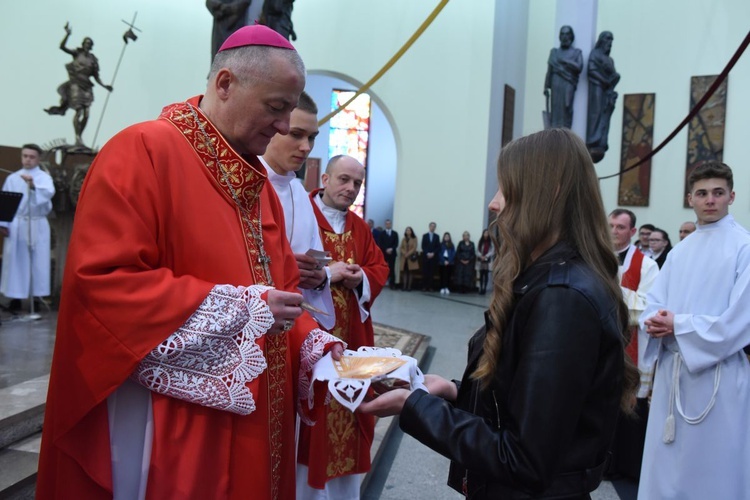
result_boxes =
[360,128,639,499]
[454,231,476,293]
[476,228,494,295]
[648,228,672,269]
[438,232,455,295]
[399,226,419,291]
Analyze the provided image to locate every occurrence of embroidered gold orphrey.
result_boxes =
[161,100,287,499]
[319,229,361,478]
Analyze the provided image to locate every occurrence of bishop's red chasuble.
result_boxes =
[37,96,324,499]
[297,190,389,488]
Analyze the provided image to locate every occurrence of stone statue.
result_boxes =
[260,0,296,41]
[206,0,251,62]
[45,23,113,148]
[544,25,583,129]
[586,31,620,163]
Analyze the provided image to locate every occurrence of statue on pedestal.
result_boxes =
[544,25,583,129]
[586,31,620,163]
[44,23,113,148]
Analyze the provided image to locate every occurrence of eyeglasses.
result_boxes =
[648,238,664,243]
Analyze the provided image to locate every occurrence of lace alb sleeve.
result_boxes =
[297,329,345,425]
[130,284,274,415]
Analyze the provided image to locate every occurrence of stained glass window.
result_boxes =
[329,90,371,217]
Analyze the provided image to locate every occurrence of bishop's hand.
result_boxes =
[264,289,303,334]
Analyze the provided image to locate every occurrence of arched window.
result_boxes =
[328,90,371,217]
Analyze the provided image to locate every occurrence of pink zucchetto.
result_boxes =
[218,25,295,52]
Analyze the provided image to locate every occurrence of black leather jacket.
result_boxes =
[400,242,625,499]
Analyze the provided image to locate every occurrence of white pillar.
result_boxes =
[554,0,598,140]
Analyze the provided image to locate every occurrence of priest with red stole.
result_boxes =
[297,155,389,499]
[606,208,659,480]
[36,26,342,500]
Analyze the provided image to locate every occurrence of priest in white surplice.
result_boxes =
[0,144,55,305]
[639,161,750,499]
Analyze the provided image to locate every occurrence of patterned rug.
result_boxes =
[372,323,430,361]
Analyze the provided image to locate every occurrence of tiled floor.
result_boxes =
[0,311,56,390]
[0,290,636,499]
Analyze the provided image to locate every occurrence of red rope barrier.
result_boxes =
[599,30,750,181]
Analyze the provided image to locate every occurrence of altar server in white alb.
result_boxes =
[0,144,55,305]
[639,160,750,499]
[260,91,335,329]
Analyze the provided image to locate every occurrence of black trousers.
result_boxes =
[439,264,453,289]
[422,257,437,289]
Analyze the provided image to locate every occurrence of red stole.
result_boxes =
[162,99,293,497]
[621,248,644,364]
[298,191,389,488]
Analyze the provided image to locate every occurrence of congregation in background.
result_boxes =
[370,219,495,295]
[367,214,695,297]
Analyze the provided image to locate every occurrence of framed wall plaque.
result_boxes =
[684,75,728,206]
[618,93,655,206]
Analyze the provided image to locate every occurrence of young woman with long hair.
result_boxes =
[360,128,639,499]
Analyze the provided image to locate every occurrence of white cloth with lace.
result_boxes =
[305,346,426,413]
[108,284,340,500]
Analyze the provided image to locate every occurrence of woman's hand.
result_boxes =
[423,374,457,402]
[357,374,456,416]
[357,388,411,417]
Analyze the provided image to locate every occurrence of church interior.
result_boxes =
[0,0,748,498]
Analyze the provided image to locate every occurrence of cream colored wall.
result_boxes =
[525,0,750,234]
[11,0,745,245]
[0,0,213,150]
[2,0,509,243]
[293,0,500,240]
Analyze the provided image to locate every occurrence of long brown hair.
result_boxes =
[472,128,638,413]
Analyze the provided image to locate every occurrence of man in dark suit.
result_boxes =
[421,222,440,291]
[378,219,399,289]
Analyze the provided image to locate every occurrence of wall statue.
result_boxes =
[586,31,620,163]
[206,0,251,62]
[260,0,296,41]
[544,25,583,129]
[44,23,113,148]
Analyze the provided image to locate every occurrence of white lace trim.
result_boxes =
[131,284,274,415]
[307,346,427,413]
[297,329,344,425]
